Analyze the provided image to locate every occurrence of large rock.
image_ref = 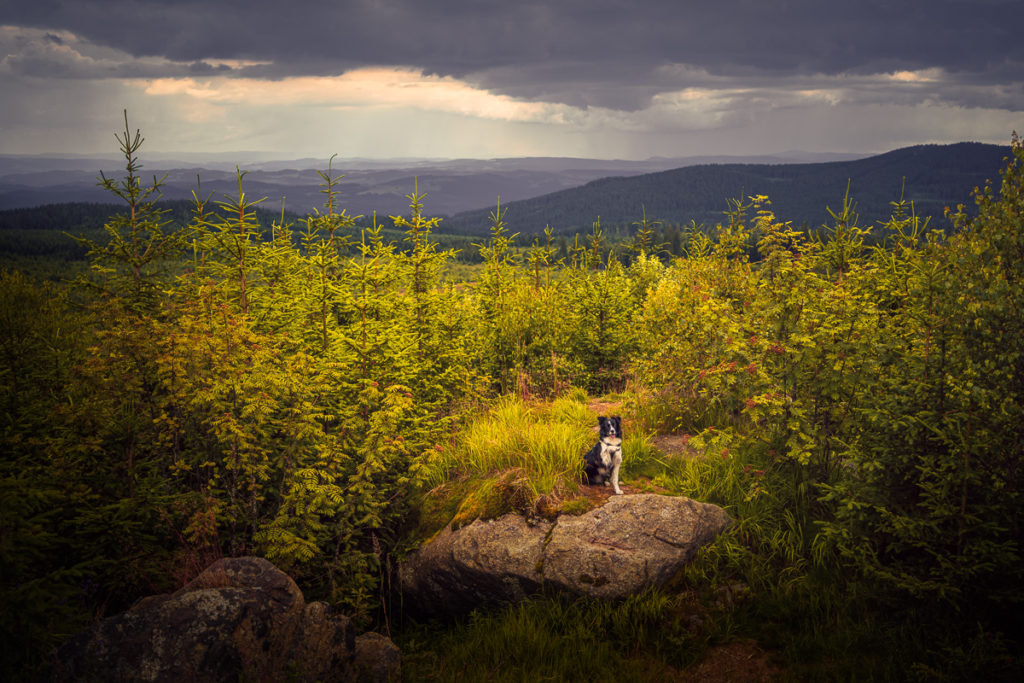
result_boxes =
[400,493,730,616]
[354,632,403,682]
[543,494,730,597]
[400,513,553,616]
[51,557,399,683]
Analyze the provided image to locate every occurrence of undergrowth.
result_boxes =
[399,589,706,682]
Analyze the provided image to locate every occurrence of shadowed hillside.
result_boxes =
[445,142,1011,234]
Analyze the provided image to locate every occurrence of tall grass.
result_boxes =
[546,386,592,425]
[416,390,670,538]
[426,394,592,496]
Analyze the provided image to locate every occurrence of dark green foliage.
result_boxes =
[0,270,90,676]
[400,590,700,682]
[817,136,1024,604]
[564,259,638,393]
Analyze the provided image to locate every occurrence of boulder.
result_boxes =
[354,632,403,682]
[400,513,553,616]
[542,494,731,597]
[401,494,730,616]
[51,556,399,683]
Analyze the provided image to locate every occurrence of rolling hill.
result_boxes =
[443,143,1011,236]
[0,152,872,218]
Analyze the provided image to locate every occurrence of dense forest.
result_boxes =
[2,124,1023,680]
[0,200,486,270]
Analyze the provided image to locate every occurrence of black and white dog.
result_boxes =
[583,416,623,495]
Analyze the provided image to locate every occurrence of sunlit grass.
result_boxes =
[417,389,671,538]
[546,386,592,426]
[426,394,592,494]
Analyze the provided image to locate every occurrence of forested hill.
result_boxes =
[444,142,1011,235]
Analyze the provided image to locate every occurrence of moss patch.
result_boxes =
[450,470,531,530]
[557,496,598,516]
[415,469,539,541]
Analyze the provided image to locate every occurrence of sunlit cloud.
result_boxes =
[137,69,574,124]
[888,69,942,83]
[200,58,273,70]
[126,63,1023,157]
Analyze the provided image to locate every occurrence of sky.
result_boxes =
[1,0,1022,160]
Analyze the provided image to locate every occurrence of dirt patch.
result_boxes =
[568,478,672,512]
[688,640,781,682]
[623,640,780,682]
[652,434,699,459]
[586,399,625,419]
[576,482,640,506]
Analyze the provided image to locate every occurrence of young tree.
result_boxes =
[78,111,186,311]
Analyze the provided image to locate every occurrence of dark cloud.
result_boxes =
[3,0,1022,110]
[0,27,231,80]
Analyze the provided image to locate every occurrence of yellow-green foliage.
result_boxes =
[426,394,591,495]
[632,143,1024,611]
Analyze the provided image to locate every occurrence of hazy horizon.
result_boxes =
[0,147,877,165]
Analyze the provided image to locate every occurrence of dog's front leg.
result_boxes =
[611,450,623,495]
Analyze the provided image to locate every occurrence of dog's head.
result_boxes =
[597,416,622,440]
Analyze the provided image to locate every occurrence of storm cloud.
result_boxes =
[1,0,1021,158]
[5,1,1023,106]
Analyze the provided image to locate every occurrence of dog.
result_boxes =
[583,416,623,495]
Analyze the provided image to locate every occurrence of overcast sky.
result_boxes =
[1,0,1022,160]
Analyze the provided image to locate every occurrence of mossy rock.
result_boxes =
[415,469,538,542]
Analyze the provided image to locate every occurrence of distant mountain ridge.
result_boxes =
[0,152,868,217]
[0,144,1007,237]
[444,143,1010,235]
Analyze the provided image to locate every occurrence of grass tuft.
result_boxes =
[418,393,600,535]
[427,395,591,493]
[417,390,672,537]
